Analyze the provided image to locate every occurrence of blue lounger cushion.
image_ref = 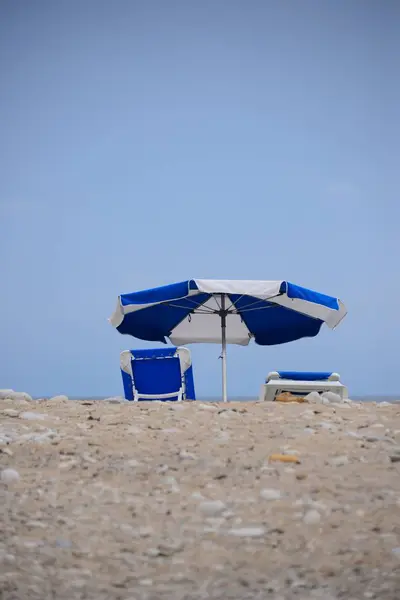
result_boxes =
[277,371,333,381]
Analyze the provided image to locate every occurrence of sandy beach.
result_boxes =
[1,395,400,600]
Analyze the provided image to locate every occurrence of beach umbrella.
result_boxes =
[110,279,347,402]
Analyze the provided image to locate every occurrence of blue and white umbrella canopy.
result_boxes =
[110,279,347,401]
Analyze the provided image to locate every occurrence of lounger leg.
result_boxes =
[258,385,266,402]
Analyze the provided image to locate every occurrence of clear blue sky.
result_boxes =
[1,0,399,398]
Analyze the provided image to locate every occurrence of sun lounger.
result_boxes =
[259,371,348,401]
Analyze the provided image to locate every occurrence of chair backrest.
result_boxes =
[131,355,183,396]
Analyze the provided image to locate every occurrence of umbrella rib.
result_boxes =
[232,304,278,313]
[229,296,278,312]
[166,301,217,314]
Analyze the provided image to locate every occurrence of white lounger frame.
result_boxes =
[259,371,348,402]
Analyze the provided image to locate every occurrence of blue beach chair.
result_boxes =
[120,347,196,402]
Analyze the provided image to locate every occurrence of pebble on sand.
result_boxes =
[305,392,322,403]
[228,527,265,538]
[19,411,48,421]
[2,409,20,418]
[321,392,343,404]
[197,403,218,412]
[260,488,282,501]
[50,395,69,402]
[330,455,350,467]
[389,448,400,463]
[303,509,321,525]
[198,500,226,516]
[1,468,20,484]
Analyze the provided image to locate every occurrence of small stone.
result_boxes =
[179,450,196,460]
[228,527,265,538]
[6,391,33,402]
[282,447,300,455]
[104,396,125,403]
[321,392,343,404]
[303,509,321,525]
[222,510,235,519]
[156,464,169,474]
[0,447,13,456]
[191,491,205,500]
[312,500,329,514]
[388,446,400,462]
[56,539,72,549]
[138,526,153,538]
[392,547,400,556]
[296,473,308,480]
[2,409,19,418]
[146,547,160,557]
[27,520,48,529]
[303,427,316,435]
[377,401,392,407]
[3,554,15,564]
[199,500,226,516]
[1,468,20,484]
[19,411,48,421]
[163,476,180,492]
[82,452,97,464]
[304,392,321,404]
[330,455,349,466]
[260,488,282,501]
[197,403,218,411]
[157,540,184,556]
[49,395,68,402]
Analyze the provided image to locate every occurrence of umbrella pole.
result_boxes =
[221,294,228,403]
